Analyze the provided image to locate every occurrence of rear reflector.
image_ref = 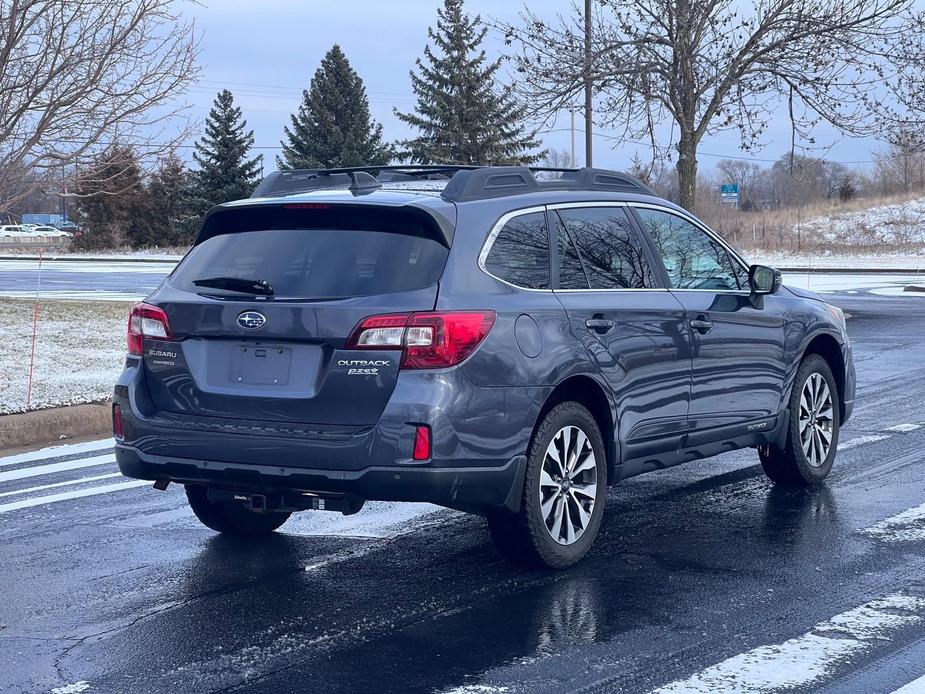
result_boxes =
[128,302,172,355]
[346,311,495,369]
[412,425,431,461]
[112,404,124,440]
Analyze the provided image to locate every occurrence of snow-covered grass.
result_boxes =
[0,298,126,414]
[702,191,925,256]
[795,196,925,248]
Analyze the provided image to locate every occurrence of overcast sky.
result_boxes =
[180,0,909,178]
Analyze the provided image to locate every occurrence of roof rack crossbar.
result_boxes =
[251,165,657,201]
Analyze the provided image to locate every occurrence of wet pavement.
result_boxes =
[2,289,925,693]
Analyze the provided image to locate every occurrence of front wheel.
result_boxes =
[488,402,607,569]
[185,485,291,536]
[760,354,840,486]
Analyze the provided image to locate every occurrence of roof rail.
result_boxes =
[251,165,481,198]
[250,165,656,201]
[439,166,656,202]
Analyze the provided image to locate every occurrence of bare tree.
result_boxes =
[0,0,199,214]
[498,1,925,212]
[874,128,925,194]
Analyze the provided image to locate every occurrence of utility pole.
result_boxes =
[569,107,577,168]
[584,0,593,167]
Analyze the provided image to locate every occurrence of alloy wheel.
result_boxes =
[799,372,835,467]
[539,425,598,545]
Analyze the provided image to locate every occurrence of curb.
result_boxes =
[0,255,180,263]
[0,401,113,451]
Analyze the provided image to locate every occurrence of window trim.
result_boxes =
[627,202,752,294]
[477,206,552,292]
[477,200,749,294]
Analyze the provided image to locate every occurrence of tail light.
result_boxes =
[346,311,495,369]
[127,302,172,355]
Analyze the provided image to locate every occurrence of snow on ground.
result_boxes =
[0,298,126,414]
[798,196,925,247]
[751,251,925,270]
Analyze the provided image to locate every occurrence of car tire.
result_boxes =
[185,485,291,536]
[759,354,840,486]
[487,402,607,569]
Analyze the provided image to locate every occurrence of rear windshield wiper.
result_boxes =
[192,276,274,296]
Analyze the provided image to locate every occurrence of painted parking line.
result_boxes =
[0,472,121,499]
[0,438,113,468]
[0,479,149,514]
[839,434,892,450]
[0,454,115,483]
[885,423,923,433]
[860,503,925,544]
[651,594,925,694]
[892,674,925,694]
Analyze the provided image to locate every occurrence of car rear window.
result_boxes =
[171,226,449,299]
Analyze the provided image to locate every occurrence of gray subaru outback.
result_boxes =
[114,166,855,568]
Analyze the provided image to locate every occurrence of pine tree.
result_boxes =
[278,45,392,169]
[192,90,262,209]
[147,153,197,247]
[73,146,151,250]
[395,0,542,165]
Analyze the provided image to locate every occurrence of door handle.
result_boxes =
[690,315,713,333]
[585,316,615,334]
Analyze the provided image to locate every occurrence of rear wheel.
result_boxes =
[488,402,607,569]
[759,354,840,486]
[185,485,291,536]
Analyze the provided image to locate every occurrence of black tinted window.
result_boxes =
[484,212,550,289]
[171,228,448,299]
[556,207,654,289]
[555,216,589,289]
[635,209,741,290]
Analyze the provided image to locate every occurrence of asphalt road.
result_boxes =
[2,289,925,694]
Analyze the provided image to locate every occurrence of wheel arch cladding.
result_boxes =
[532,375,616,482]
[803,333,847,423]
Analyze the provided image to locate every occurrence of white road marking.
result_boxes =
[891,674,925,693]
[0,479,148,514]
[651,594,925,694]
[839,434,891,450]
[0,472,120,498]
[885,423,923,433]
[51,683,91,694]
[0,438,113,468]
[0,454,114,483]
[860,503,925,543]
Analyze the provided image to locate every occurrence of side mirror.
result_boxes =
[749,264,782,295]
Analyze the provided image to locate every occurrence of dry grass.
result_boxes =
[697,191,925,254]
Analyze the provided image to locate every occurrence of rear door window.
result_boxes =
[554,215,590,289]
[483,211,550,289]
[555,207,655,289]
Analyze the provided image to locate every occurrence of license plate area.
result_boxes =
[229,344,292,386]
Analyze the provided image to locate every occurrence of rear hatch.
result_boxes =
[139,203,451,426]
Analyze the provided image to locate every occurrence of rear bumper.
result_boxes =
[116,444,526,514]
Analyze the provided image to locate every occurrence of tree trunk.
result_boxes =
[676,135,698,212]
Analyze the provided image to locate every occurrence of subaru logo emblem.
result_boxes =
[237,311,266,330]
